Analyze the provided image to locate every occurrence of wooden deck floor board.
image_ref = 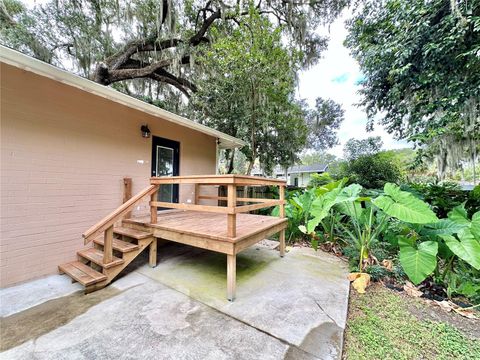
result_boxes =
[126,210,287,243]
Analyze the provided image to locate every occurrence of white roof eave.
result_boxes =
[0,46,245,150]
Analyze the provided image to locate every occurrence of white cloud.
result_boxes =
[298,10,411,158]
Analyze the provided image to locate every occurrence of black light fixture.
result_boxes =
[141,124,151,138]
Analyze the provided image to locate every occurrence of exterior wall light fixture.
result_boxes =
[141,124,151,138]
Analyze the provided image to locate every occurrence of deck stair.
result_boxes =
[59,225,155,293]
[58,184,160,293]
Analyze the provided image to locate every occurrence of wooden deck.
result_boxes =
[124,210,288,255]
[59,175,287,300]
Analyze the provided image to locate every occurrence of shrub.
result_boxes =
[335,153,402,189]
[308,172,334,187]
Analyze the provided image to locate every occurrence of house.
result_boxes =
[0,46,247,288]
[252,164,328,187]
[287,164,329,187]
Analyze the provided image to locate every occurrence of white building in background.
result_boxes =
[252,164,329,187]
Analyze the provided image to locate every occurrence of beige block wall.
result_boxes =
[0,63,217,287]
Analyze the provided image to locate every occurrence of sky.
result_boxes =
[298,10,411,158]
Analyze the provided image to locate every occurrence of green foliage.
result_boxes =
[308,172,334,187]
[445,263,480,304]
[305,98,344,151]
[398,238,438,285]
[344,286,480,360]
[283,179,480,300]
[377,148,417,177]
[373,183,438,224]
[337,153,402,189]
[346,0,480,179]
[338,205,388,271]
[405,182,479,218]
[300,151,337,166]
[343,136,383,160]
[191,13,307,173]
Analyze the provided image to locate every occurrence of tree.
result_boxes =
[345,0,480,182]
[343,136,383,160]
[1,0,349,97]
[305,98,344,151]
[190,13,307,174]
[301,151,337,166]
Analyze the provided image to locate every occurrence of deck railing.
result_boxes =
[149,175,286,238]
[82,184,159,264]
[80,175,286,266]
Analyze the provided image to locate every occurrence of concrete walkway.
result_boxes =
[0,243,350,360]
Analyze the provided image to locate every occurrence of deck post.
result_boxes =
[149,238,157,267]
[227,254,236,301]
[194,184,200,204]
[123,177,132,218]
[279,185,286,257]
[150,187,158,224]
[103,225,113,264]
[279,185,285,218]
[227,184,237,237]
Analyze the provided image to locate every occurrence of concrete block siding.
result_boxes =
[0,63,217,287]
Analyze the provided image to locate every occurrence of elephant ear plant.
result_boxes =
[376,188,480,286]
[372,183,440,283]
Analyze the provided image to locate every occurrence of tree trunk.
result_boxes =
[246,160,254,175]
[473,143,477,185]
[227,150,235,174]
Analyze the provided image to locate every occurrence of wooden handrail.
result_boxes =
[151,174,285,186]
[83,184,159,244]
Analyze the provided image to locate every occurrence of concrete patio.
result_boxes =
[0,242,350,360]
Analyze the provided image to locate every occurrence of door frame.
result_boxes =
[151,136,180,203]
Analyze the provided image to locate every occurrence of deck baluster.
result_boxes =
[103,225,113,264]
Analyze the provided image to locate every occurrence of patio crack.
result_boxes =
[313,299,339,328]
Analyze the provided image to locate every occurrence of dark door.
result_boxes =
[151,136,180,203]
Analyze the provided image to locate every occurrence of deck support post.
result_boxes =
[149,238,157,267]
[103,225,113,264]
[279,229,286,257]
[279,185,286,257]
[227,184,237,238]
[150,187,158,224]
[227,254,236,301]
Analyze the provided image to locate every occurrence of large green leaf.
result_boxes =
[441,229,480,270]
[447,204,470,226]
[373,183,438,224]
[335,201,364,219]
[399,238,438,285]
[420,219,466,236]
[471,212,480,240]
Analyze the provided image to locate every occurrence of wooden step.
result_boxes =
[93,237,139,253]
[77,248,124,269]
[59,261,107,286]
[113,226,153,240]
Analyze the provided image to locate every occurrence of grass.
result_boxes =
[343,284,480,360]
